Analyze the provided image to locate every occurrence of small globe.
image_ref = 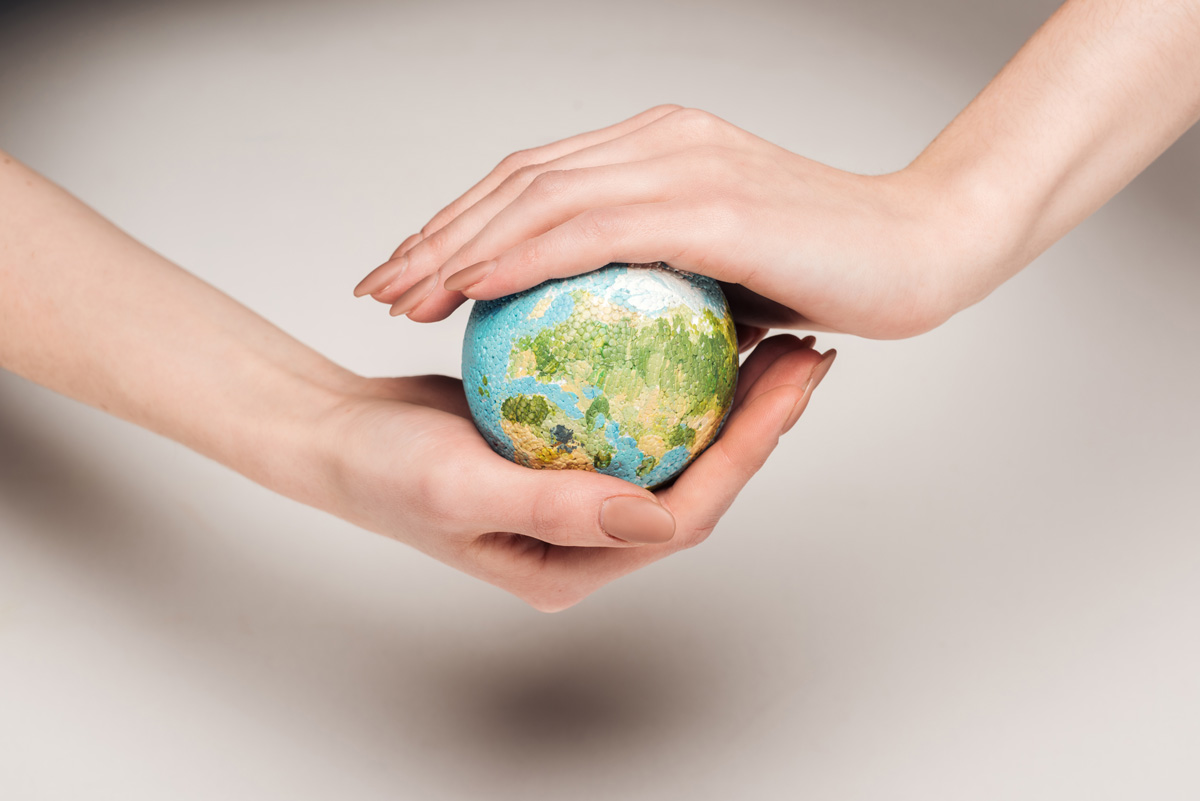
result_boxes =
[462,262,739,488]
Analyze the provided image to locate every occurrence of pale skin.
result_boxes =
[356,0,1200,345]
[0,154,830,613]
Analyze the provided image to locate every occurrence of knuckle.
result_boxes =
[528,483,576,542]
[512,234,546,272]
[525,169,573,201]
[497,148,536,173]
[575,208,619,241]
[417,226,451,261]
[499,163,544,195]
[667,107,723,140]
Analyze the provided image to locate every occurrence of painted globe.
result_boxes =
[462,262,738,488]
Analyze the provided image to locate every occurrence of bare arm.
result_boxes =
[0,152,352,501]
[914,0,1200,306]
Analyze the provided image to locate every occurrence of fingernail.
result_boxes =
[355,256,406,297]
[389,273,438,316]
[600,496,676,544]
[783,349,836,433]
[799,335,817,349]
[443,260,496,292]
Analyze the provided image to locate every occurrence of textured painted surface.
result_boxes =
[462,262,739,488]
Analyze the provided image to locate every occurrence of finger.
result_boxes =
[362,107,743,308]
[726,344,836,440]
[367,108,728,308]
[354,254,408,299]
[396,200,692,320]
[432,201,710,304]
[734,333,816,407]
[389,231,424,261]
[397,281,472,323]
[515,341,823,563]
[466,343,833,612]
[659,344,830,543]
[377,105,683,286]
[367,138,688,307]
[465,341,834,612]
[469,460,678,549]
[419,104,682,240]
[434,201,740,303]
[437,159,684,288]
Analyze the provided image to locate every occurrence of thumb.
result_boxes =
[477,462,677,547]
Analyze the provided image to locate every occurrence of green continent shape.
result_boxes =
[501,393,550,426]
[508,290,737,463]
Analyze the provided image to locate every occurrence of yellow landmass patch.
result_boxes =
[510,348,537,378]
[639,434,667,460]
[527,295,554,319]
[501,419,596,471]
[634,387,664,430]
[687,409,720,455]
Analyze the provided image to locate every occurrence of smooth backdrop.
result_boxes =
[2,1,1198,798]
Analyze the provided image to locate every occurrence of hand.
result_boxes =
[314,334,834,612]
[354,106,989,339]
[359,0,1200,333]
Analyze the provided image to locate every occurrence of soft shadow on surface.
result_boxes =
[0,374,742,794]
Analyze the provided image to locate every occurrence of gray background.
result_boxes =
[2,0,1198,798]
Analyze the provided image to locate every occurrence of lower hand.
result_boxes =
[314,333,833,611]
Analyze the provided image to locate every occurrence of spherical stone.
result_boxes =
[462,262,739,489]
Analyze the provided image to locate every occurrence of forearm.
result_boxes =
[912,0,1200,304]
[0,152,357,501]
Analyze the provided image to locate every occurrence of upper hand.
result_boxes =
[355,106,997,339]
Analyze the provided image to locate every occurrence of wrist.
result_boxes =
[890,158,1034,322]
[204,355,372,510]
